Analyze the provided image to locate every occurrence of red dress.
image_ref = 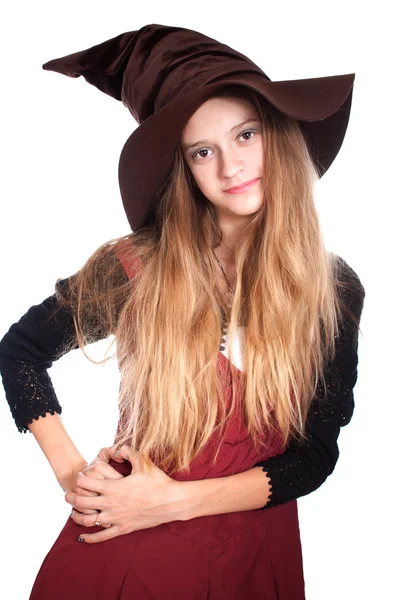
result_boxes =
[29,251,305,600]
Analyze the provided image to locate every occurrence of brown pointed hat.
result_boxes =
[43,23,355,232]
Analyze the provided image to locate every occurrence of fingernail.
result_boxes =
[77,536,85,543]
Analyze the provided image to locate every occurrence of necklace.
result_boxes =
[212,248,235,351]
[222,240,235,257]
[212,248,234,293]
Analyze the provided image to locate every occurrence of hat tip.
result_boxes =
[42,59,80,78]
[42,60,58,72]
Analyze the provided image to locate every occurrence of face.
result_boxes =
[180,96,265,224]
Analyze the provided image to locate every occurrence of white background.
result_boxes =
[0,1,398,598]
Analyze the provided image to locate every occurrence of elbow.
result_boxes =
[311,437,340,489]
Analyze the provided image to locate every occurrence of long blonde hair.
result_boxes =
[54,85,363,475]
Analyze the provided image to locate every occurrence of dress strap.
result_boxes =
[114,242,143,280]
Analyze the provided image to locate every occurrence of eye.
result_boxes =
[239,129,257,141]
[192,148,212,161]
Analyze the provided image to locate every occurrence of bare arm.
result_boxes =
[0,287,88,490]
[178,467,271,520]
[28,413,88,492]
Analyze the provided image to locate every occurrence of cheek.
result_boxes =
[192,168,214,193]
[188,167,203,191]
[251,141,264,168]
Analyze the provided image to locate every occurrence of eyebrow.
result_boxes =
[182,118,261,152]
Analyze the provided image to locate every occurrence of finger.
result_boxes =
[110,444,127,463]
[75,473,110,495]
[77,525,123,544]
[75,485,100,498]
[117,446,158,475]
[72,492,99,515]
[117,445,146,472]
[72,486,100,514]
[84,461,125,480]
[116,444,134,461]
[97,445,126,464]
[72,473,109,515]
[65,490,76,506]
[70,509,106,528]
[73,508,99,516]
[82,461,106,478]
[65,489,104,512]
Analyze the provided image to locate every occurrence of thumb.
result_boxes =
[109,444,129,463]
[116,444,145,472]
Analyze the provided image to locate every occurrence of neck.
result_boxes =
[217,213,248,253]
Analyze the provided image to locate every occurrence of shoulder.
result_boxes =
[332,253,363,286]
[326,255,365,359]
[330,253,366,325]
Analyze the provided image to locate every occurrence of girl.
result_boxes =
[0,24,365,599]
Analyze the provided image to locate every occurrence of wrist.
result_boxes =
[178,467,272,521]
[57,458,88,492]
[28,413,88,487]
[178,476,228,521]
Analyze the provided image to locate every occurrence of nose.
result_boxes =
[219,147,244,179]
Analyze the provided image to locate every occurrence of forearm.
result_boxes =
[179,466,271,521]
[28,413,87,490]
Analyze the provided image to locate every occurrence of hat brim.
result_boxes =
[118,71,355,231]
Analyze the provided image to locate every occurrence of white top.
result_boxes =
[220,326,245,372]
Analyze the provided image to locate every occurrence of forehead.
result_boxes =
[181,96,257,138]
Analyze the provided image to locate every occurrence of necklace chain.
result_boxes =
[212,247,234,351]
[212,248,234,293]
[222,240,235,256]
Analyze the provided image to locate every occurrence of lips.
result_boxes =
[224,178,260,193]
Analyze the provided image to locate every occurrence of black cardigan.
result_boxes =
[0,255,365,510]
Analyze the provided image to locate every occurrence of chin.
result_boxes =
[215,195,264,218]
[234,201,264,215]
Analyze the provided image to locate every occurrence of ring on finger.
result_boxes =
[93,514,113,528]
[94,514,103,527]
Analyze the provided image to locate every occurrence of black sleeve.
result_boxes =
[0,261,129,433]
[254,256,366,509]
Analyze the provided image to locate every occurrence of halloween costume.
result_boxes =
[0,250,364,599]
[0,23,365,600]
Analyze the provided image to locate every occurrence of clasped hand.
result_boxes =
[65,445,186,544]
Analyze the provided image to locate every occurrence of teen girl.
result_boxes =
[0,24,365,599]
